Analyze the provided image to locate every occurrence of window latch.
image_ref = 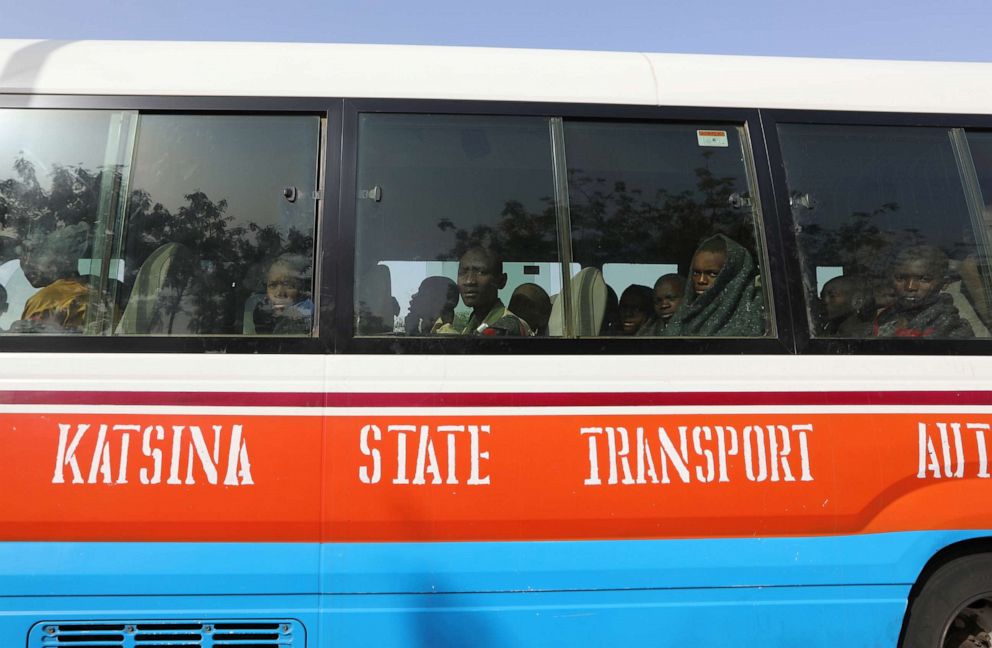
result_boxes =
[360,185,382,202]
[283,187,322,202]
[728,192,752,210]
[790,192,816,210]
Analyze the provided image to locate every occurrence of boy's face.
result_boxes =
[266,263,301,313]
[509,284,551,332]
[618,291,650,335]
[690,251,727,296]
[21,247,62,287]
[892,259,942,308]
[821,280,853,320]
[409,278,452,319]
[653,279,684,320]
[457,249,505,310]
[874,280,897,310]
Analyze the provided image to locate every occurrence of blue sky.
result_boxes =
[1,0,990,61]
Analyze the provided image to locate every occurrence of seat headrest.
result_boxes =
[548,267,607,337]
[116,242,197,335]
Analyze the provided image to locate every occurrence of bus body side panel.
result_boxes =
[0,533,965,597]
[322,586,907,647]
[317,532,979,646]
[0,588,901,647]
[0,531,981,645]
[0,542,319,596]
[321,532,985,594]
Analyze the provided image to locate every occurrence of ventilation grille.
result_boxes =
[31,620,302,648]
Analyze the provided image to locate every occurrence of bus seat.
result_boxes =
[116,242,198,335]
[945,280,991,337]
[548,267,607,337]
[242,293,264,335]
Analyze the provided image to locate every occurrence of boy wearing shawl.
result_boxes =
[873,246,973,338]
[662,234,766,337]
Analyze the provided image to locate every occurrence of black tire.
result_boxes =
[903,554,992,648]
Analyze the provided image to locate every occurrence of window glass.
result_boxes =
[116,114,321,336]
[0,109,129,334]
[780,124,990,339]
[355,114,560,337]
[564,122,769,337]
[963,132,992,333]
[0,110,321,338]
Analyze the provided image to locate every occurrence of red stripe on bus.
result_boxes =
[3,410,991,542]
[0,390,989,407]
[0,390,325,407]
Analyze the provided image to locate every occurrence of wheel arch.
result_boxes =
[898,536,992,647]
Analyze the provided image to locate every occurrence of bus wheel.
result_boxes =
[903,555,992,648]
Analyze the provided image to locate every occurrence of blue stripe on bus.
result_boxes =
[323,586,910,646]
[323,530,985,593]
[0,541,320,596]
[0,588,906,647]
[0,530,985,596]
[0,531,988,646]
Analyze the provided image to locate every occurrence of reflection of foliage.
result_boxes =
[438,198,558,262]
[124,189,312,334]
[795,198,913,277]
[0,158,106,259]
[569,157,753,270]
[436,154,755,271]
[2,157,312,334]
[124,189,240,332]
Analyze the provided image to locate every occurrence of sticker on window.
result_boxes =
[697,130,729,147]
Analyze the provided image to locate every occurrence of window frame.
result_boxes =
[336,98,791,355]
[762,107,992,356]
[0,93,338,354]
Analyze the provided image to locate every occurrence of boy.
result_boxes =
[617,284,653,335]
[253,254,314,335]
[638,273,685,335]
[873,246,973,338]
[436,246,530,336]
[817,275,873,337]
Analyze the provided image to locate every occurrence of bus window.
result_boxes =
[114,114,321,336]
[562,121,770,337]
[0,109,132,335]
[354,114,561,337]
[779,124,991,339]
[0,110,321,338]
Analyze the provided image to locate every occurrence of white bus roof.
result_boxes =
[1,39,991,114]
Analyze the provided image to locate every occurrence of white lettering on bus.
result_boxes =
[917,421,992,479]
[358,423,491,486]
[52,422,253,486]
[582,422,814,486]
[140,425,165,484]
[359,424,382,484]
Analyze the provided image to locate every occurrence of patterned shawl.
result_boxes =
[873,293,974,338]
[662,234,766,337]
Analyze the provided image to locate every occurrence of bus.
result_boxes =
[2,38,992,647]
